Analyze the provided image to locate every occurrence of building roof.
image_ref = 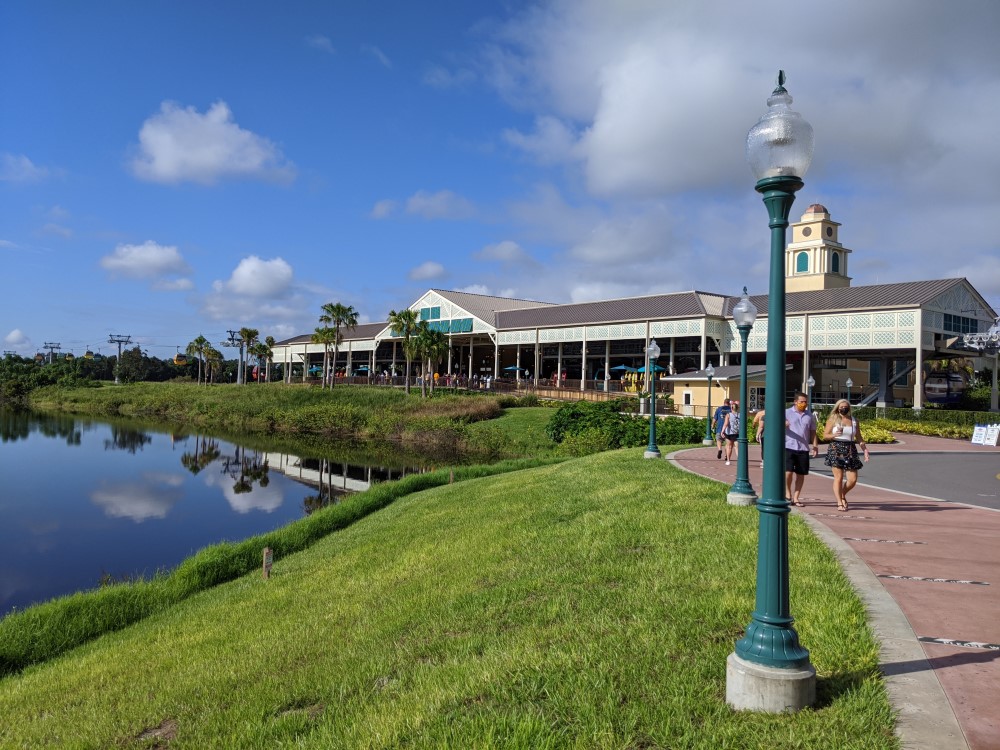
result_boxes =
[662,365,773,382]
[432,288,555,325]
[496,291,726,329]
[721,278,974,318]
[275,321,388,347]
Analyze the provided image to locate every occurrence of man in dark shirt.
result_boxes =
[712,398,731,459]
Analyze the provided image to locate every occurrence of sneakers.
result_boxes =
[717,449,723,459]
[725,460,731,466]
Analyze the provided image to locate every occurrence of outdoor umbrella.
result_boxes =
[636,363,668,373]
[502,365,526,371]
[610,364,638,372]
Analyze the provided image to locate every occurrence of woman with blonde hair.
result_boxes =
[822,399,870,511]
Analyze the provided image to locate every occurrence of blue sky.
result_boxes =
[3,1,999,359]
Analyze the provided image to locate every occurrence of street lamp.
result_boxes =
[846,377,854,405]
[806,374,815,410]
[727,71,816,713]
[644,339,662,459]
[728,288,758,506]
[702,363,715,445]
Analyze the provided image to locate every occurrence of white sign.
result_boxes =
[972,425,987,445]
[986,424,1000,447]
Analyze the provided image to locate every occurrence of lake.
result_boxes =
[0,408,424,618]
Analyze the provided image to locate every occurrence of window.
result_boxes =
[796,251,809,273]
[943,314,978,334]
[831,252,840,273]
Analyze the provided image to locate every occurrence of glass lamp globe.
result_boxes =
[733,287,758,328]
[746,71,814,181]
[647,338,661,360]
[706,363,715,378]
[806,374,815,387]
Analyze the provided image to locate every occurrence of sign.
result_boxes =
[986,424,1000,447]
[972,425,987,444]
[263,547,273,579]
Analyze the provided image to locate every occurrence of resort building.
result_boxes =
[272,205,997,413]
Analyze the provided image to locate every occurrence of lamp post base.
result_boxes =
[702,438,714,446]
[725,652,815,713]
[727,490,757,506]
[643,448,661,459]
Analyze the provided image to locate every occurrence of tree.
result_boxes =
[414,323,449,397]
[319,303,359,389]
[264,336,276,383]
[248,341,272,382]
[311,326,336,386]
[204,345,224,384]
[186,335,209,385]
[237,327,259,385]
[387,308,419,394]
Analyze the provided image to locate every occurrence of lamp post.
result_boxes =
[806,374,815,410]
[728,288,758,506]
[846,377,854,405]
[644,339,662,459]
[702,363,715,445]
[727,71,816,712]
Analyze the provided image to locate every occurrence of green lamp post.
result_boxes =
[702,363,715,445]
[727,71,816,712]
[846,377,854,405]
[644,339,661,459]
[807,373,815,410]
[727,288,758,506]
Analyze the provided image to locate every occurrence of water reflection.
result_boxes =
[0,407,435,617]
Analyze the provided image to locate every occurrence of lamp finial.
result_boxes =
[774,70,787,95]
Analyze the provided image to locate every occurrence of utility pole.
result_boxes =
[108,334,132,384]
[223,330,244,384]
[43,342,61,364]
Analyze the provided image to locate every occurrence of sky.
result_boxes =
[3,0,1000,360]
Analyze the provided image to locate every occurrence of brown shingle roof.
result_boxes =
[432,288,555,325]
[497,291,725,329]
[724,278,969,318]
[275,321,388,347]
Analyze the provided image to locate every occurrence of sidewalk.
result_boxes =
[669,434,1000,750]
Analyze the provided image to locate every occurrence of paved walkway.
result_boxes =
[669,433,1000,750]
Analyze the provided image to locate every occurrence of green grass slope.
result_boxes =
[0,450,895,749]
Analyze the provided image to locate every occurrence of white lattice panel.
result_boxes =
[873,330,896,345]
[827,315,848,330]
[809,334,825,347]
[811,317,826,330]
[788,318,804,333]
[827,333,848,347]
[588,326,609,339]
[498,330,536,345]
[787,335,803,349]
[899,331,915,344]
[873,313,895,328]
[850,332,871,346]
[850,314,872,328]
[899,311,915,327]
[539,328,583,343]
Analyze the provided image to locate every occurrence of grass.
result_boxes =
[0,450,896,749]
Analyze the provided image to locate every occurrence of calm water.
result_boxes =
[0,409,422,617]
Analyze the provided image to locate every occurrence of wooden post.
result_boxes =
[263,547,273,579]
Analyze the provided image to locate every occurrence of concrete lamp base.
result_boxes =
[726,491,757,506]
[643,449,661,459]
[702,438,714,446]
[725,652,815,713]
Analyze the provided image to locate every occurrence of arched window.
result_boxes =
[796,251,809,273]
[831,252,840,273]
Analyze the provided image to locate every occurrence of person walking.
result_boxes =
[752,408,765,468]
[822,399,870,511]
[713,398,732,460]
[784,392,818,507]
[721,401,741,466]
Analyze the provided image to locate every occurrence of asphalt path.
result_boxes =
[810,452,1000,511]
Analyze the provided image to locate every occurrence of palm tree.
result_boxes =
[415,324,449,397]
[204,345,223,384]
[264,335,276,383]
[319,303,359,389]
[186,335,209,385]
[248,341,272,383]
[311,326,336,386]
[387,308,419,394]
[237,327,259,385]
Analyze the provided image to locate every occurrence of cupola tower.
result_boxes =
[785,204,852,292]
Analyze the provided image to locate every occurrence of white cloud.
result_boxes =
[306,35,335,54]
[409,261,446,281]
[90,480,182,522]
[153,278,195,291]
[422,64,476,89]
[503,115,579,165]
[405,189,477,220]
[4,329,30,350]
[130,101,297,185]
[100,241,192,285]
[475,240,534,265]
[0,239,17,249]
[369,199,397,219]
[363,44,392,69]
[0,153,49,182]
[219,256,294,297]
[457,284,492,296]
[40,223,72,239]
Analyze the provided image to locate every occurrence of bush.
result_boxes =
[546,400,706,451]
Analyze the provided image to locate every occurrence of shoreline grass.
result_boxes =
[0,450,897,748]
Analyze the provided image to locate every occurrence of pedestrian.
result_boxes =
[752,408,765,468]
[713,398,732,459]
[784,392,818,507]
[822,399,870,511]
[721,400,741,466]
